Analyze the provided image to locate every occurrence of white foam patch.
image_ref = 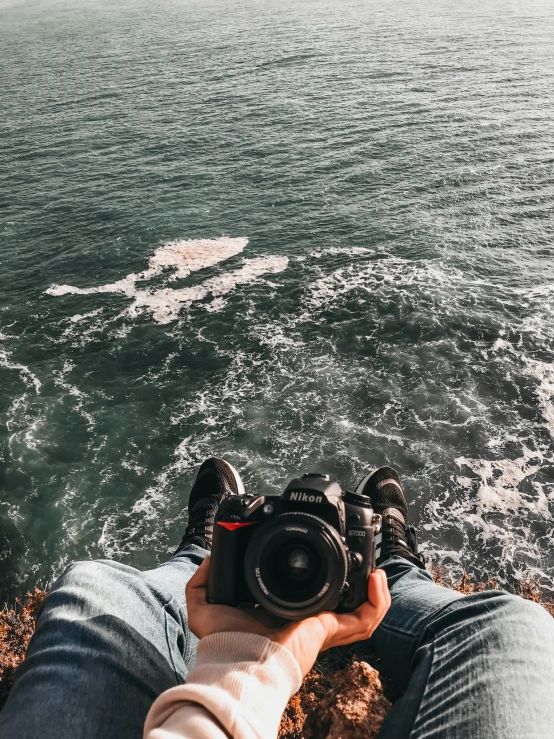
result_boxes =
[45,237,289,324]
[47,237,248,298]
[441,448,554,586]
[456,446,545,517]
[128,256,289,324]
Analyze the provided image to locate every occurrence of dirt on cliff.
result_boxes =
[0,588,46,706]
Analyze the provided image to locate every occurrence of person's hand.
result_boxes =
[186,557,390,677]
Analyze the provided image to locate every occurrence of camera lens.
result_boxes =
[272,541,320,589]
[244,512,348,619]
[287,548,311,577]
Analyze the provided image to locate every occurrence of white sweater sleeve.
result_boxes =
[143,632,303,739]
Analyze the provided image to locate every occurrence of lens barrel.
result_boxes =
[244,512,348,619]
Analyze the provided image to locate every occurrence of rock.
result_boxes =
[300,660,391,739]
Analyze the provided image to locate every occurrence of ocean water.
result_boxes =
[1,0,554,601]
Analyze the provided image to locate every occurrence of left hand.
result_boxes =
[186,556,391,677]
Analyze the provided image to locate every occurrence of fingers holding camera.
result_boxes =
[319,568,390,649]
[187,557,282,640]
[187,559,390,677]
[273,569,390,676]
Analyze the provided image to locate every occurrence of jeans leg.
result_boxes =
[0,545,208,739]
[370,557,554,739]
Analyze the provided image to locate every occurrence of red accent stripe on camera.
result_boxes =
[217,521,257,531]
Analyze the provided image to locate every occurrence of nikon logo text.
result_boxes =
[289,492,323,503]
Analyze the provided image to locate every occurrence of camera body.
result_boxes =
[207,473,382,619]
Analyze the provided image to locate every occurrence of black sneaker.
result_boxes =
[176,457,246,551]
[355,466,425,569]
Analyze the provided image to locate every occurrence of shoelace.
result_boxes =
[382,514,426,566]
[185,499,220,540]
[382,514,411,549]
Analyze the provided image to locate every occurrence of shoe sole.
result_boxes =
[221,459,246,496]
[355,467,404,496]
[354,468,378,495]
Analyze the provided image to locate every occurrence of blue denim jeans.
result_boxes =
[1,549,553,739]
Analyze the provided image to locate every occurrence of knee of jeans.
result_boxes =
[54,560,125,599]
[473,592,554,649]
[495,591,549,619]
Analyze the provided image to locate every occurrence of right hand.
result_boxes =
[186,557,391,678]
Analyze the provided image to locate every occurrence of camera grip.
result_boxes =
[207,521,254,605]
[340,517,377,611]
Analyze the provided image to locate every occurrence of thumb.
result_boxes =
[186,556,210,595]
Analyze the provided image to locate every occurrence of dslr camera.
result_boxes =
[207,473,382,619]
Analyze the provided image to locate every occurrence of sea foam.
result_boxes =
[128,255,289,324]
[45,237,288,324]
[47,237,248,297]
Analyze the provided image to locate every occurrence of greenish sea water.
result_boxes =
[1,0,554,601]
